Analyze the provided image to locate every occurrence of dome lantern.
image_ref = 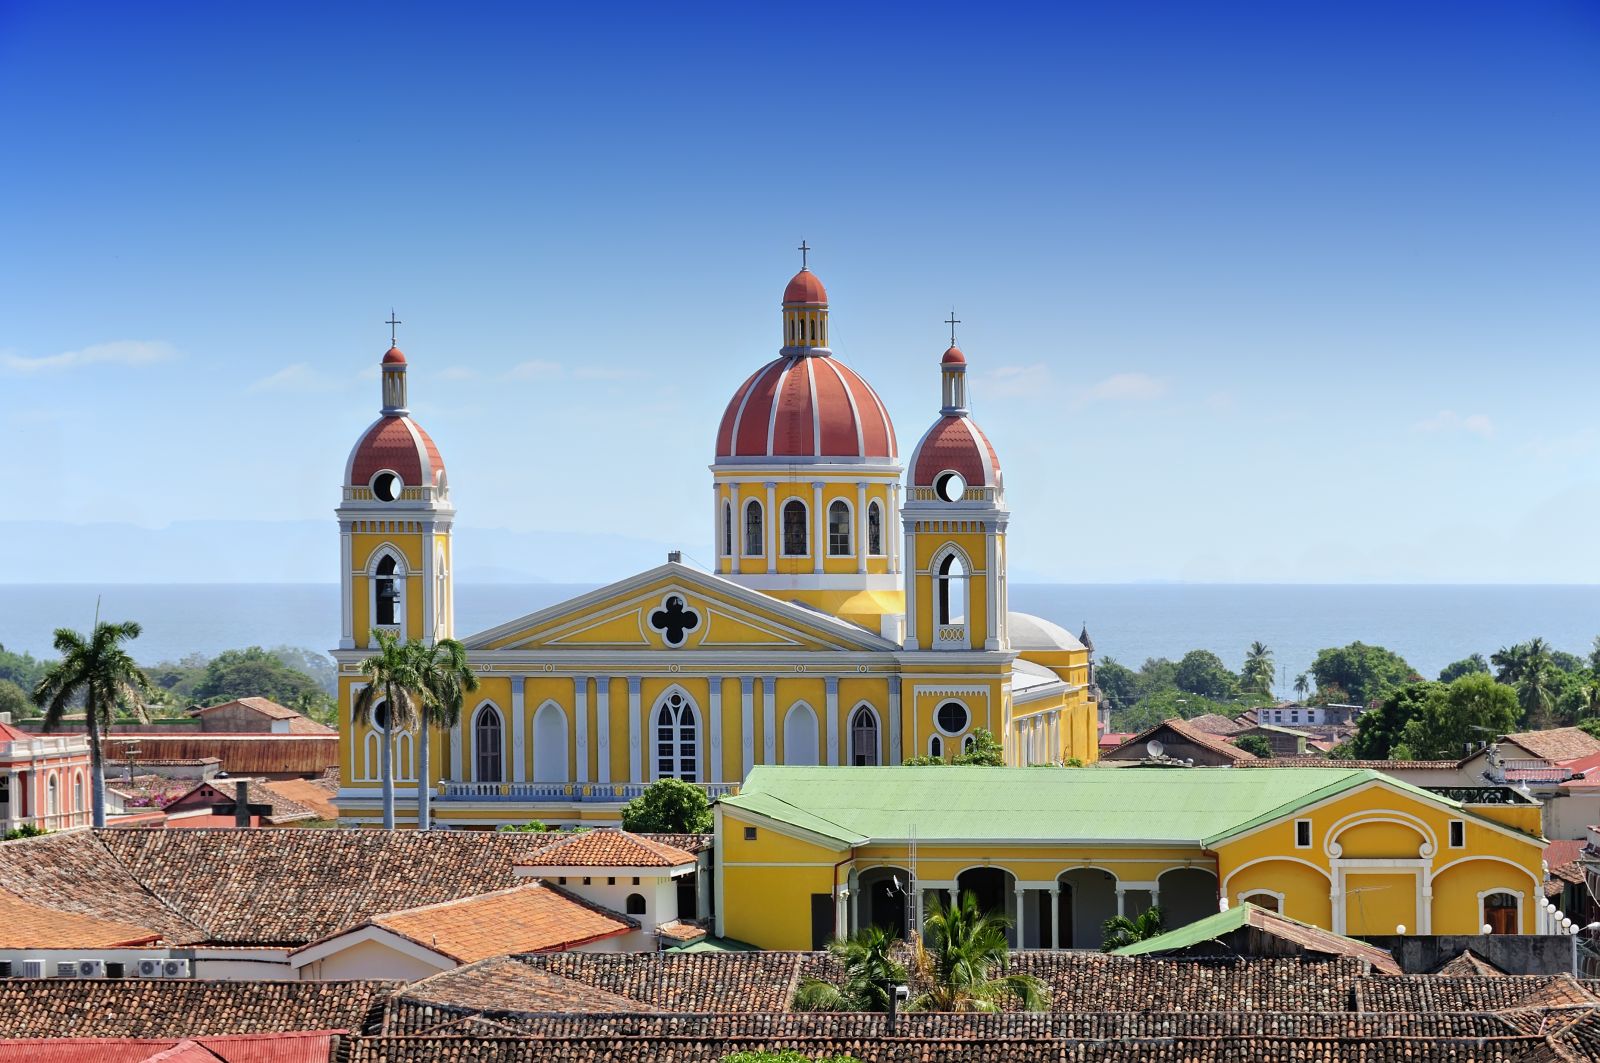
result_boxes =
[782,241,830,353]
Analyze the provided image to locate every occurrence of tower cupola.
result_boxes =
[781,241,830,352]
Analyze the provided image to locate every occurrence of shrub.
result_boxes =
[620,778,712,833]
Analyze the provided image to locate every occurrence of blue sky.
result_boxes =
[2,1,1598,583]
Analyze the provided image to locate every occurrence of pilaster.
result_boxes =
[510,676,526,783]
[628,676,642,783]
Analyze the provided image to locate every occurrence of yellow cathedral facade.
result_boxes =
[333,260,1101,827]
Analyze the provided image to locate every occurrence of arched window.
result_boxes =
[46,774,59,819]
[1484,891,1519,935]
[867,501,883,555]
[474,705,504,783]
[782,500,808,556]
[374,554,401,626]
[744,500,764,556]
[851,706,879,766]
[963,734,976,754]
[533,702,569,783]
[1240,890,1282,913]
[722,502,734,557]
[72,773,84,816]
[783,703,820,766]
[827,500,851,556]
[626,893,647,915]
[936,550,968,625]
[928,735,943,760]
[655,690,698,782]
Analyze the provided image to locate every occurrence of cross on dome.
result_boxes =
[945,309,961,347]
[386,309,402,347]
[797,239,810,271]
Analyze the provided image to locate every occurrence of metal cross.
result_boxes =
[386,309,402,347]
[797,240,810,270]
[945,309,961,347]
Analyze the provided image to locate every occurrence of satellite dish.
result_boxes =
[1146,739,1165,758]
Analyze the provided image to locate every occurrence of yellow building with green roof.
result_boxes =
[714,765,1548,951]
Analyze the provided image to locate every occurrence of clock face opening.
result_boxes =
[935,471,966,502]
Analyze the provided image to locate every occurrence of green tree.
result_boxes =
[1396,674,1518,760]
[1094,658,1138,711]
[405,638,479,831]
[0,644,49,694]
[30,620,153,828]
[191,646,325,707]
[953,728,1004,766]
[1136,657,1179,697]
[0,679,27,719]
[352,631,418,830]
[1242,642,1274,696]
[792,925,907,1012]
[1175,650,1237,700]
[1438,653,1489,684]
[620,778,713,833]
[1309,642,1416,707]
[1349,682,1439,760]
[1233,734,1272,758]
[496,820,550,832]
[1495,638,1556,728]
[1293,673,1310,701]
[1101,905,1165,951]
[909,890,1048,1012]
[1589,636,1600,675]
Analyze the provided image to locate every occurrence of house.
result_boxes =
[512,828,704,940]
[1101,718,1256,767]
[713,764,1548,950]
[100,733,337,780]
[157,778,319,827]
[1185,713,1247,736]
[191,697,336,736]
[289,882,637,980]
[1257,702,1365,728]
[1230,723,1311,757]
[0,713,94,834]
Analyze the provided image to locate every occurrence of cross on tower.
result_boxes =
[649,594,701,647]
[945,309,961,347]
[797,240,810,271]
[386,310,402,347]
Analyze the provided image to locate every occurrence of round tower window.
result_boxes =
[934,471,966,502]
[935,701,969,735]
[372,472,401,502]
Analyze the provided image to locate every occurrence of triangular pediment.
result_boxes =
[460,563,897,654]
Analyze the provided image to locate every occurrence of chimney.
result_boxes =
[667,550,682,564]
[234,780,251,829]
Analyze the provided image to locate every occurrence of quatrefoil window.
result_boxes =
[649,594,700,647]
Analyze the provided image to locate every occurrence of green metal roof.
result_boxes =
[1112,903,1250,955]
[1112,901,1403,973]
[719,765,1405,847]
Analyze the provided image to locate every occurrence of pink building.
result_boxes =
[0,714,93,832]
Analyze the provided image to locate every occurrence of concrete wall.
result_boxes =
[1361,935,1575,975]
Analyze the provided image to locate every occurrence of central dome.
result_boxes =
[715,352,897,461]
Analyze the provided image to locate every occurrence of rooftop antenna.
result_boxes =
[797,240,810,271]
[945,309,960,347]
[386,309,402,347]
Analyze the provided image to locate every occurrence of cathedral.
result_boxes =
[333,259,1102,827]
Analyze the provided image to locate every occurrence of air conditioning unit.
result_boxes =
[55,962,78,978]
[161,959,190,978]
[76,960,105,978]
[136,959,163,978]
[0,962,11,978]
[21,960,44,978]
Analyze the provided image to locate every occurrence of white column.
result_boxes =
[984,531,1000,650]
[708,675,723,784]
[596,676,611,784]
[1015,887,1027,948]
[740,677,755,776]
[763,677,776,763]
[510,676,526,782]
[856,482,868,574]
[729,483,742,572]
[339,531,354,649]
[712,483,723,568]
[888,679,902,764]
[812,481,825,573]
[826,676,840,765]
[574,677,589,784]
[1116,887,1126,917]
[889,485,901,573]
[422,531,436,642]
[902,525,919,650]
[765,482,777,574]
[1050,883,1061,948]
[628,677,642,783]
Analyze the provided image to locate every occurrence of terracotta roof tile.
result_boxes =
[0,1031,339,1063]
[518,829,697,869]
[1112,718,1257,762]
[397,956,651,1019]
[364,883,633,962]
[0,831,204,945]
[0,889,160,948]
[0,980,394,1038]
[258,776,339,821]
[1186,713,1248,736]
[1503,728,1600,763]
[1432,950,1509,977]
[1354,974,1600,1012]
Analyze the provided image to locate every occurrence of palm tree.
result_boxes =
[406,638,478,831]
[1583,681,1600,721]
[792,925,906,1012]
[1243,642,1274,696]
[1492,642,1530,685]
[908,890,1049,1012]
[1101,905,1165,951]
[31,621,152,829]
[1293,673,1310,701]
[353,631,419,830]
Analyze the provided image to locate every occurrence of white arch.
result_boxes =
[848,702,881,766]
[1238,889,1286,912]
[1055,864,1122,885]
[652,684,701,781]
[1220,854,1334,893]
[780,497,810,556]
[1477,887,1525,934]
[826,497,854,556]
[784,701,820,766]
[743,499,765,557]
[1432,853,1542,895]
[363,543,409,576]
[930,543,972,625]
[866,499,885,556]
[1325,810,1438,859]
[533,700,569,783]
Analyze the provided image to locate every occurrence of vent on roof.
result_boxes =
[54,961,78,978]
[104,961,125,979]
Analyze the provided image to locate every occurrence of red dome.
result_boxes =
[716,354,896,461]
[783,269,828,305]
[941,345,966,366]
[382,346,406,365]
[346,415,446,489]
[910,415,1001,489]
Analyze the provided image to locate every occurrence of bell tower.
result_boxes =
[337,326,454,652]
[903,331,1008,652]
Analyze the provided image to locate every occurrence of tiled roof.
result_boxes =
[0,1031,337,1063]
[1237,758,1467,770]
[1503,727,1600,763]
[1110,902,1402,975]
[1186,713,1247,736]
[518,829,697,869]
[359,883,633,962]
[0,831,204,945]
[655,919,709,944]
[166,779,318,825]
[397,956,652,1019]
[0,889,160,948]
[1115,718,1257,762]
[258,776,339,820]
[0,979,395,1038]
[1432,950,1508,977]
[1353,974,1600,1013]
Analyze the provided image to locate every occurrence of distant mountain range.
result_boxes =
[0,521,685,584]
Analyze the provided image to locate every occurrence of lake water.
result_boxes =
[1,583,1596,698]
